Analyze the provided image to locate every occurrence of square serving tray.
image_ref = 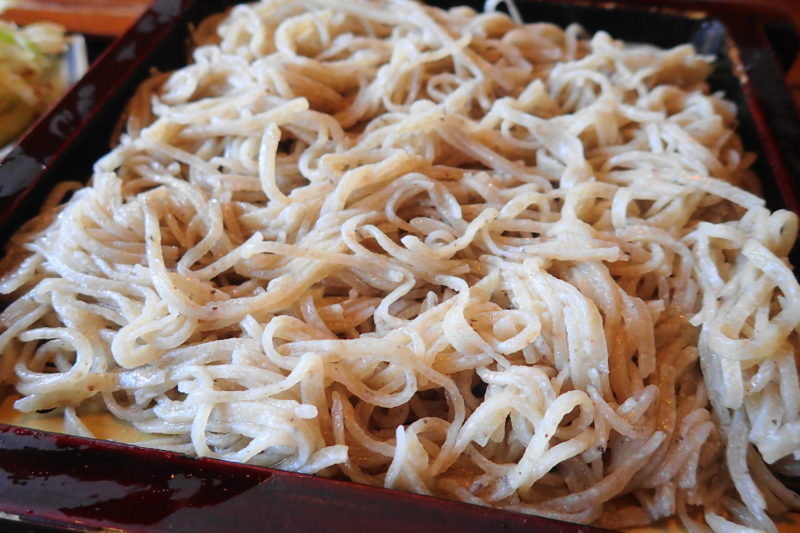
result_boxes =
[0,0,797,531]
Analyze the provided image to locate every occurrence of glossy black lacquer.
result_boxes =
[0,0,798,531]
[0,425,609,532]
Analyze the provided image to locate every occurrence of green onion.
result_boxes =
[0,29,16,45]
[22,36,40,55]
[0,29,41,55]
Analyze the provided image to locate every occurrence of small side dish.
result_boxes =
[0,0,86,156]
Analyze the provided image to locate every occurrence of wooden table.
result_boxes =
[2,0,151,36]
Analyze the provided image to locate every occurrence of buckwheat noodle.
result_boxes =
[1,0,798,530]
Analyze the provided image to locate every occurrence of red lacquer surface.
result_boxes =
[0,425,609,532]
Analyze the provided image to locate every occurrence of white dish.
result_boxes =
[0,33,87,161]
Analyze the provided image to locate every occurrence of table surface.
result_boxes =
[2,0,151,35]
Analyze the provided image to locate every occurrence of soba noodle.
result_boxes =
[0,0,798,530]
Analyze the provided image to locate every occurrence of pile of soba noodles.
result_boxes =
[1,0,798,530]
